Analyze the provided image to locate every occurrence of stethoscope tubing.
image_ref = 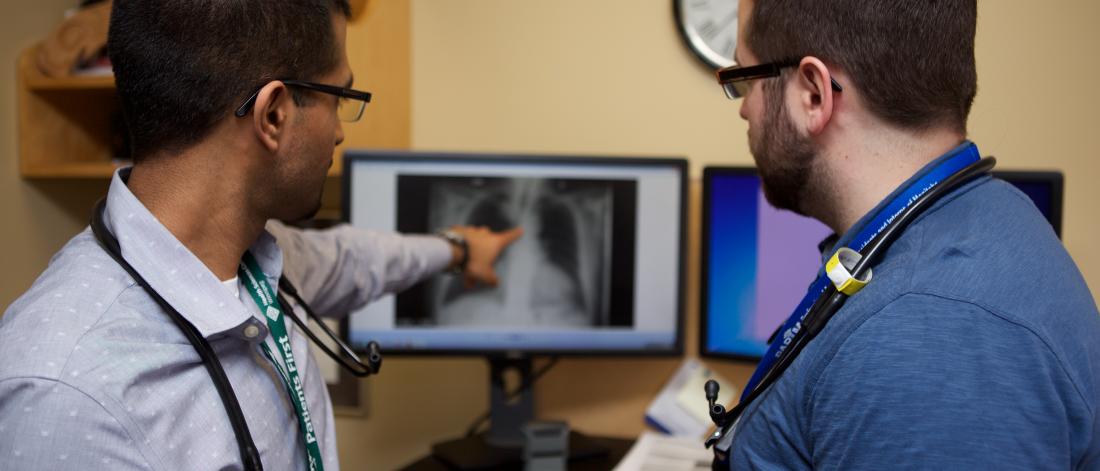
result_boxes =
[276,279,382,377]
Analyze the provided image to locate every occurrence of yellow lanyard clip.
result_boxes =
[825,247,872,296]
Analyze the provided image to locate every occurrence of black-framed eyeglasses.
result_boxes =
[234,79,372,122]
[716,60,843,100]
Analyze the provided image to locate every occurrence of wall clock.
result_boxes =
[673,0,739,69]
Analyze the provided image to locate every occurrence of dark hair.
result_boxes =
[747,0,977,133]
[107,0,351,161]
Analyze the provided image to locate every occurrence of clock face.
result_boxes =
[674,0,739,70]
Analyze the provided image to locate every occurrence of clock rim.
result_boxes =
[672,0,738,70]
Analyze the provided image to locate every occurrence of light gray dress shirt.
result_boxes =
[0,169,452,470]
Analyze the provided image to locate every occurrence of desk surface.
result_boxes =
[400,435,633,471]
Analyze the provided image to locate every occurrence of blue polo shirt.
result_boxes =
[727,151,1100,469]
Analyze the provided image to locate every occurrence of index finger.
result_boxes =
[496,227,524,245]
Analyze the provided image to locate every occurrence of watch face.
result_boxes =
[674,0,739,69]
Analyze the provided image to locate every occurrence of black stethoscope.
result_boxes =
[703,156,997,468]
[90,197,383,471]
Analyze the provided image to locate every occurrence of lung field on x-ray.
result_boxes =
[395,175,637,328]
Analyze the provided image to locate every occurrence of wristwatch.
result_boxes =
[438,230,469,274]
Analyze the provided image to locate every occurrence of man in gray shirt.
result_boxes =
[0,0,519,469]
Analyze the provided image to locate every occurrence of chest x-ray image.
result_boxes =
[395,175,638,329]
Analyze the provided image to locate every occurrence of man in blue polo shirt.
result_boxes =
[712,0,1100,468]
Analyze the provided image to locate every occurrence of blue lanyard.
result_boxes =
[740,142,981,401]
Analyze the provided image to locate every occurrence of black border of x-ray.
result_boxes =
[340,149,688,357]
[699,166,1065,363]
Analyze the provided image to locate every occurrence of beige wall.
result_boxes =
[2,1,1098,470]
[406,0,1100,281]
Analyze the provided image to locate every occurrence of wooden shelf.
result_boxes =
[21,161,122,179]
[24,73,115,91]
[17,0,410,180]
[18,45,120,178]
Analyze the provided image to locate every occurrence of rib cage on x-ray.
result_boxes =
[426,176,615,327]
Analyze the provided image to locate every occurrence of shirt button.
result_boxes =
[243,325,261,339]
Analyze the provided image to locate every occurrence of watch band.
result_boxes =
[439,230,469,274]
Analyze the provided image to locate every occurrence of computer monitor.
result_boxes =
[700,166,1065,360]
[993,171,1063,238]
[343,150,686,467]
[342,150,686,356]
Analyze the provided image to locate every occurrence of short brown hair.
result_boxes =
[747,0,977,133]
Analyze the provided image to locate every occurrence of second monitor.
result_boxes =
[700,166,1066,361]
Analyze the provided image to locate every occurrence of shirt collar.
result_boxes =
[103,168,284,339]
[819,140,978,261]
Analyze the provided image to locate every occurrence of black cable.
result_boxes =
[464,356,561,437]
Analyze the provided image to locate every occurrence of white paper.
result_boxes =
[613,431,712,471]
[644,358,737,439]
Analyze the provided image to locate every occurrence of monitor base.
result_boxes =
[430,431,609,471]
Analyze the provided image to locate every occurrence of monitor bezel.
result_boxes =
[340,149,688,357]
[992,170,1064,239]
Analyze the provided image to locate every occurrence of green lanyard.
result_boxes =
[239,252,324,471]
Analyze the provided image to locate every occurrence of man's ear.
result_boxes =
[794,56,837,136]
[251,81,293,153]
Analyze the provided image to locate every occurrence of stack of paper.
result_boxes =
[644,358,737,438]
[613,431,713,471]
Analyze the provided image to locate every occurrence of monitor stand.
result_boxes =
[429,356,609,470]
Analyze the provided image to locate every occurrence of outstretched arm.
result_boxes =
[268,221,521,317]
